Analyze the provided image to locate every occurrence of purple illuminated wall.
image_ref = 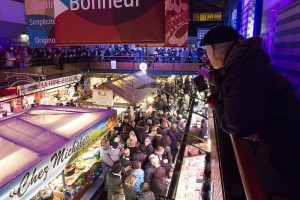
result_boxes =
[261,0,300,99]
[0,0,26,47]
[0,0,25,24]
[241,0,255,38]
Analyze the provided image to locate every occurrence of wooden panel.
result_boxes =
[64,63,78,73]
[174,63,199,71]
[209,112,224,200]
[153,63,174,71]
[117,62,135,70]
[77,62,89,71]
[89,62,111,70]
[42,65,63,75]
[18,66,42,74]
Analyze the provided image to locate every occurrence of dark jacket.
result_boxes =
[122,183,137,200]
[120,155,131,168]
[127,146,138,160]
[213,37,300,197]
[145,143,154,156]
[168,130,181,149]
[132,151,148,168]
[137,191,156,200]
[151,177,168,200]
[144,164,156,188]
[162,146,173,164]
[106,172,122,200]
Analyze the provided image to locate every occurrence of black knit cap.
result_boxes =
[200,26,239,46]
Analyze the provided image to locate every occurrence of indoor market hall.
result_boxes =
[1,0,300,200]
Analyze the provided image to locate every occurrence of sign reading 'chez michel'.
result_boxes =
[8,135,89,199]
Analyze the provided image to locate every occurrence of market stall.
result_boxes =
[75,72,158,115]
[0,105,116,200]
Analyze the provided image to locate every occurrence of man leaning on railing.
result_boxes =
[202,26,300,200]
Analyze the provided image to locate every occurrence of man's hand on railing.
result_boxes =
[243,133,260,142]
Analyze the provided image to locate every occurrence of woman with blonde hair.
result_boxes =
[126,138,138,160]
[122,174,137,200]
[112,186,125,200]
[129,131,138,144]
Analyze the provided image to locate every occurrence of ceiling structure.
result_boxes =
[189,0,231,36]
[190,0,228,11]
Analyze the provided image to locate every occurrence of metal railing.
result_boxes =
[166,90,197,200]
[0,55,204,69]
[165,91,267,200]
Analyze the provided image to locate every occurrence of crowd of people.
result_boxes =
[0,45,207,69]
[98,78,208,200]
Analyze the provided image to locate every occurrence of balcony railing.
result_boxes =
[0,56,202,87]
[166,93,267,200]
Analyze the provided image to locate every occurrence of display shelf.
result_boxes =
[176,155,206,200]
[32,146,103,200]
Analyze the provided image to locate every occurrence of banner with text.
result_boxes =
[54,0,165,45]
[137,0,189,47]
[25,0,56,48]
[17,75,81,96]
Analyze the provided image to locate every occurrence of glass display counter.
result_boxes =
[30,141,104,200]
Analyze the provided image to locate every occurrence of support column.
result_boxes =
[253,0,264,36]
[236,0,243,32]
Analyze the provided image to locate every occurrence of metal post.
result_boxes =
[167,91,196,199]
[253,0,264,36]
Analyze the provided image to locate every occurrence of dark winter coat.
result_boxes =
[132,151,148,168]
[168,130,181,149]
[122,183,137,200]
[144,164,156,188]
[145,143,154,156]
[162,146,173,164]
[151,177,168,200]
[213,37,300,197]
[106,172,122,200]
[137,191,156,200]
[120,155,131,168]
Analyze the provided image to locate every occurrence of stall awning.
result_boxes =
[103,72,157,105]
[0,105,116,200]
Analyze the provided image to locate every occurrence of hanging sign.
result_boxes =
[25,0,56,47]
[137,0,189,47]
[17,75,81,96]
[54,0,165,45]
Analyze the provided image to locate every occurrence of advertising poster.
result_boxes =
[25,0,56,48]
[138,0,189,47]
[54,0,165,45]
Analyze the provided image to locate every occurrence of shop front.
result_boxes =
[0,105,117,200]
[17,75,82,108]
[75,72,158,116]
[0,87,20,115]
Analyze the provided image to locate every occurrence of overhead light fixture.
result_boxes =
[139,62,147,74]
